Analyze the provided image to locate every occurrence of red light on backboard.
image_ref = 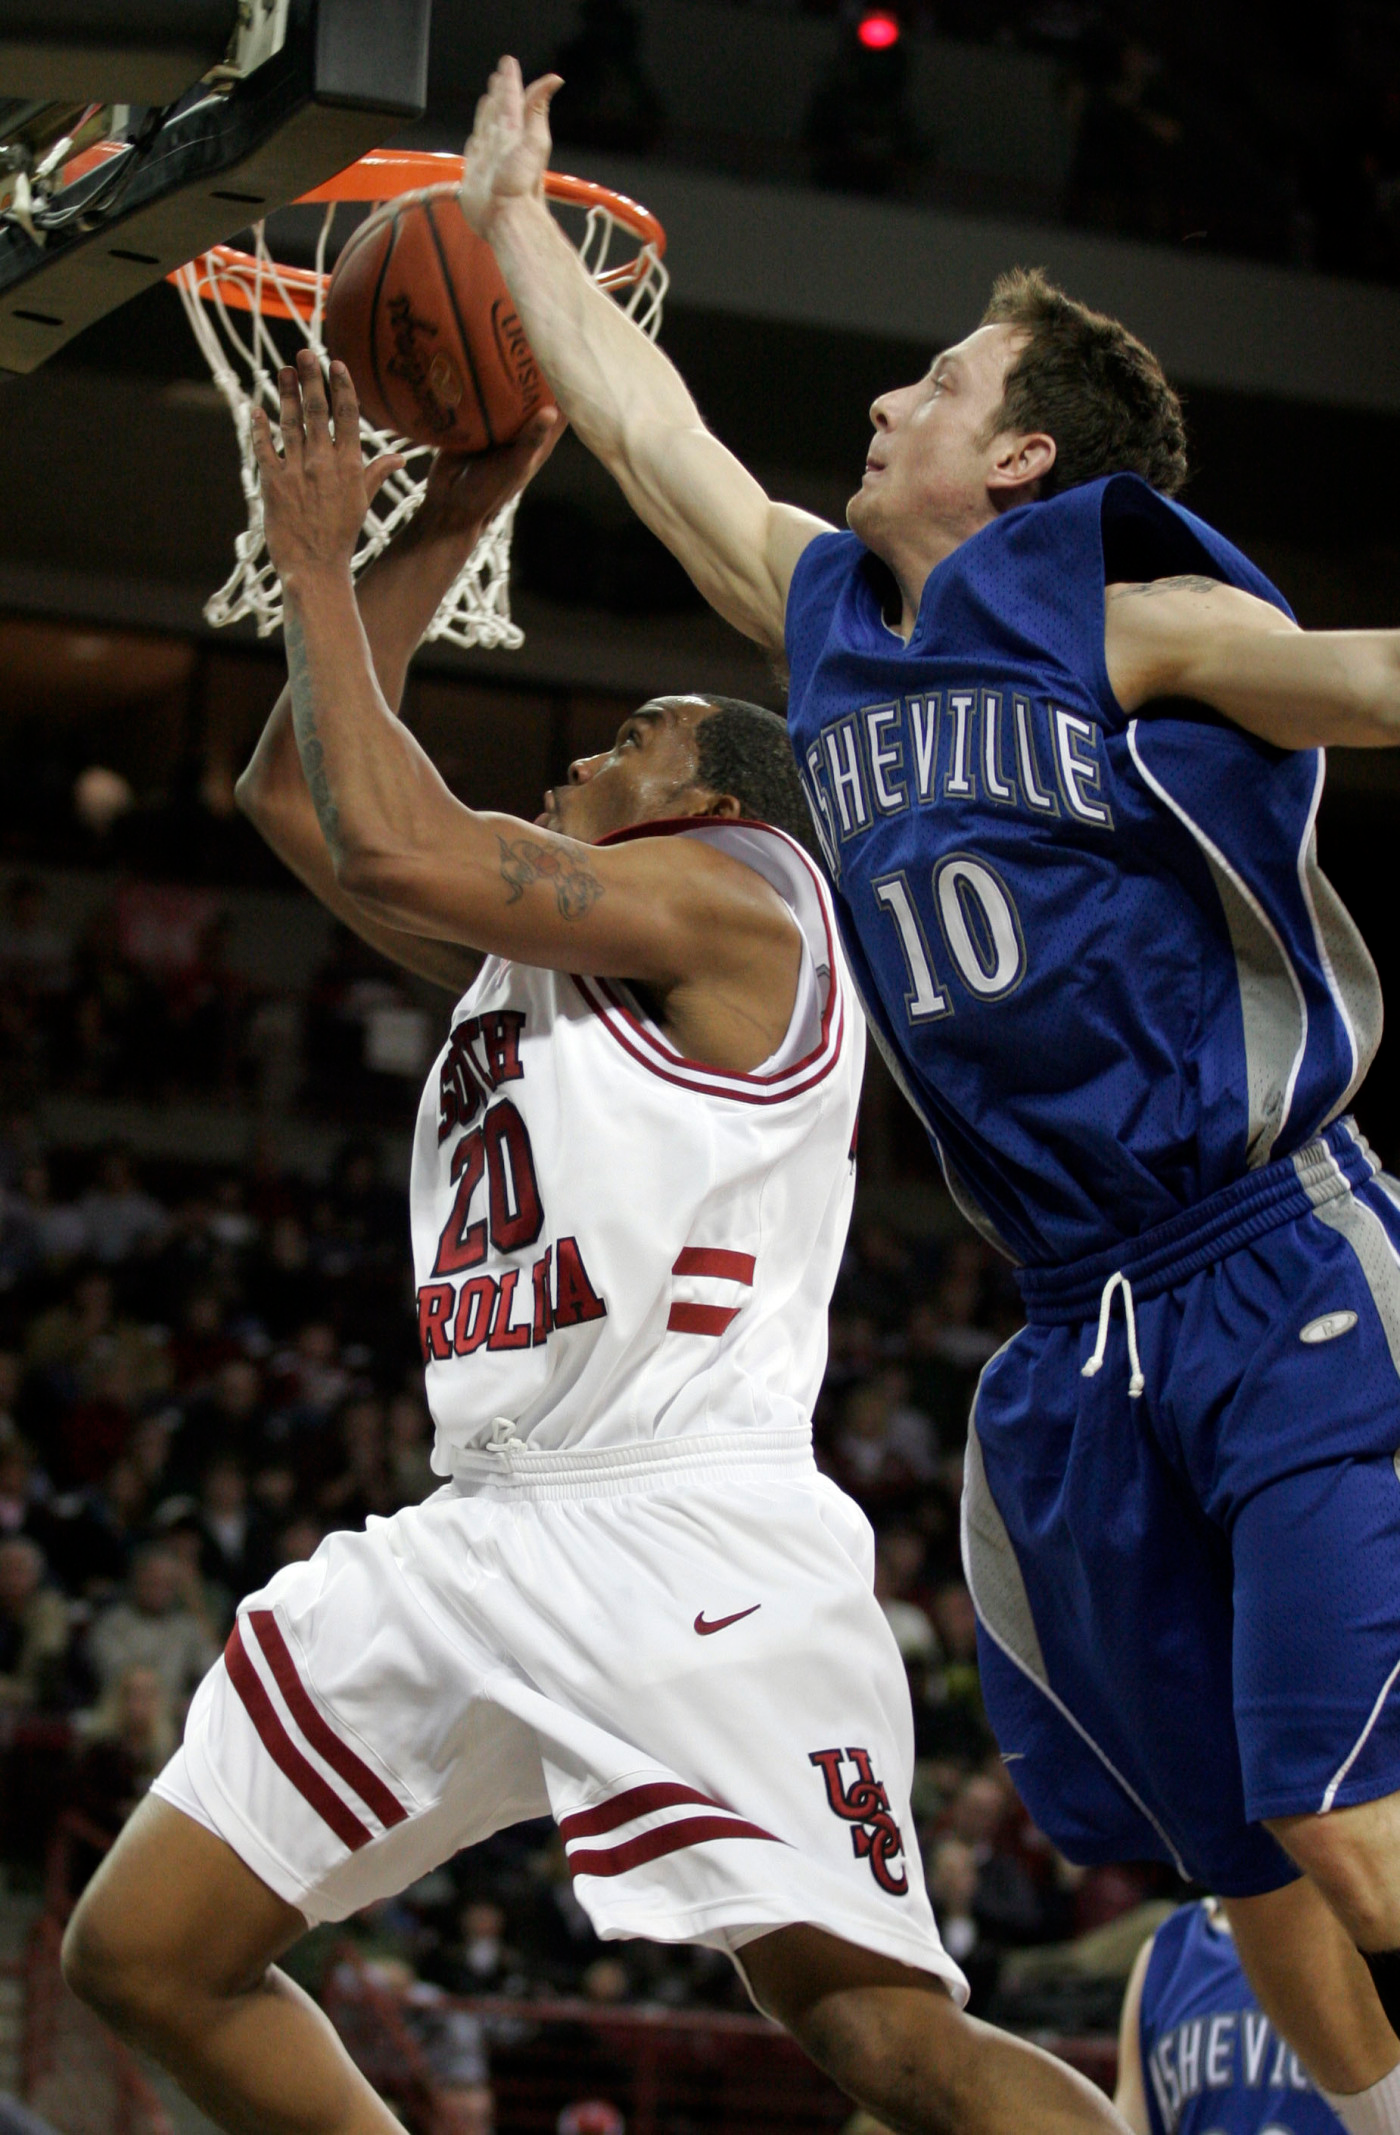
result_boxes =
[857,10,901,48]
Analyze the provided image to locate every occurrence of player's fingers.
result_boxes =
[524,74,562,147]
[248,404,280,475]
[326,360,361,450]
[495,55,522,126]
[363,451,407,505]
[298,349,331,449]
[276,365,304,461]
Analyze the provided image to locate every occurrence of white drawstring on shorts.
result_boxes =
[486,1415,525,1459]
[1080,1272,1145,1399]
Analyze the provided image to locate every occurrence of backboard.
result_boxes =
[0,0,433,375]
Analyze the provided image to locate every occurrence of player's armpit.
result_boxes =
[1105,576,1300,716]
[1107,577,1400,748]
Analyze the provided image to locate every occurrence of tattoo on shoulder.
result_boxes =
[1109,574,1223,601]
[497,836,604,921]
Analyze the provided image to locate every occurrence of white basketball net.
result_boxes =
[174,188,667,651]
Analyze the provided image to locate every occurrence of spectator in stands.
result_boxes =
[168,1288,241,1395]
[34,1452,149,1598]
[170,1354,266,1485]
[927,1835,998,2012]
[516,1836,608,1991]
[77,1145,169,1265]
[274,1513,323,1568]
[196,1454,274,1602]
[874,1530,937,1662]
[23,1266,169,1423]
[55,1349,150,1490]
[267,1319,349,1441]
[831,1369,938,1512]
[945,1773,1048,1952]
[427,1899,531,1999]
[151,1499,236,1641]
[69,1663,176,1840]
[85,1543,216,1712]
[313,1393,393,1526]
[0,1537,70,1709]
[11,1158,85,1273]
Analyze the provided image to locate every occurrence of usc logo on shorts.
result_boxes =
[809,1747,908,1895]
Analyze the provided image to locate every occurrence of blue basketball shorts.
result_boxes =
[965,1117,1400,1897]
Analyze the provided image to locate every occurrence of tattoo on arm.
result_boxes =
[285,612,343,865]
[497,836,604,920]
[1109,574,1223,601]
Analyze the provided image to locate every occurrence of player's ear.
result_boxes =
[988,429,1056,500]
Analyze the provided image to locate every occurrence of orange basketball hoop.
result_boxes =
[157,149,668,650]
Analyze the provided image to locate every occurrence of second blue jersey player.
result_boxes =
[468,54,1400,2135]
[1117,1901,1343,2135]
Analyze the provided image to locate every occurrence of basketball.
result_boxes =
[324,184,551,453]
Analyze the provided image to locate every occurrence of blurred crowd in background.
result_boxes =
[541,0,1400,282]
[0,856,1185,2045]
[0,869,442,1124]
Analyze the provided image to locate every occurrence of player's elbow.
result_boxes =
[234,751,303,832]
[233,762,269,825]
[332,841,418,917]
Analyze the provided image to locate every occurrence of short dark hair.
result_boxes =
[693,697,817,854]
[979,267,1187,499]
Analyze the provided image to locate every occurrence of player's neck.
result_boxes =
[887,522,979,642]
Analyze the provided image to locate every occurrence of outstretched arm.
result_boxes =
[1105,575,1400,748]
[459,58,832,652]
[237,413,565,990]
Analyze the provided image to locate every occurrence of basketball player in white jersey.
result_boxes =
[62,354,1129,2135]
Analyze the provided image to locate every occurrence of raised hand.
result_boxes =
[250,348,404,587]
[460,56,562,233]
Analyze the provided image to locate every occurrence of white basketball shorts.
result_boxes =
[153,1429,964,2002]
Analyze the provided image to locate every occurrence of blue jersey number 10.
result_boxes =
[874,856,1026,1025]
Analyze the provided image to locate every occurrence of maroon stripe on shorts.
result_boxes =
[667,1302,740,1336]
[559,1781,725,1844]
[246,1609,407,1830]
[224,1622,372,1852]
[671,1248,756,1284]
[565,1813,777,1880]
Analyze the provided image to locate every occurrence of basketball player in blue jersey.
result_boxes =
[1117,1902,1343,2135]
[465,53,1400,2135]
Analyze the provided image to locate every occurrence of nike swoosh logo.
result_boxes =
[694,1605,761,1636]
